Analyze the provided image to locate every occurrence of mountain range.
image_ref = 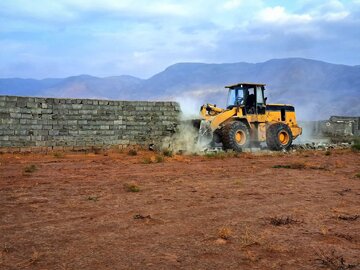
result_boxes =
[1,58,359,120]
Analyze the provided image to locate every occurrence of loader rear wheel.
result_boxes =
[222,121,250,152]
[266,123,293,151]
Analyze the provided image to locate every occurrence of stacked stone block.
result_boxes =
[0,96,180,151]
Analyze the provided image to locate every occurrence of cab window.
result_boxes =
[256,86,264,104]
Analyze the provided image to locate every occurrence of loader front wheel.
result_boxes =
[222,121,250,152]
[266,123,293,151]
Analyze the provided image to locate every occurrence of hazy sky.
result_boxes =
[0,0,359,79]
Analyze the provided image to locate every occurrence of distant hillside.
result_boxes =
[1,58,359,120]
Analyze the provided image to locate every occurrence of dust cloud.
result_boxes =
[161,95,211,153]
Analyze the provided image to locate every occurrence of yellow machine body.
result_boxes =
[198,83,302,151]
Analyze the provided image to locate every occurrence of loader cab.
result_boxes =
[226,83,266,114]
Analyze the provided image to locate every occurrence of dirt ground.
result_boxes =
[0,149,359,270]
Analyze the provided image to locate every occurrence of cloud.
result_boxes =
[223,0,244,10]
[0,0,359,78]
[257,6,312,24]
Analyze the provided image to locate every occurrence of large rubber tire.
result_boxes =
[266,123,293,151]
[222,121,250,152]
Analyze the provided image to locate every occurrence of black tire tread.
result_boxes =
[222,121,250,152]
[266,123,293,151]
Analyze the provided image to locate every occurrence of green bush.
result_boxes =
[162,148,173,157]
[351,138,360,151]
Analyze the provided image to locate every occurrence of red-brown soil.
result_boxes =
[1,149,359,270]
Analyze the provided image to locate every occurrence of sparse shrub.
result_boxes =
[2,243,13,253]
[155,155,164,163]
[133,214,151,220]
[92,147,102,155]
[269,216,299,226]
[205,152,238,159]
[142,157,152,164]
[204,152,221,159]
[315,249,358,270]
[234,180,242,186]
[336,188,351,196]
[351,138,360,151]
[272,164,291,169]
[204,153,217,158]
[240,227,259,247]
[335,233,353,241]
[128,149,137,156]
[325,150,331,156]
[218,226,233,240]
[309,165,328,171]
[124,183,140,192]
[162,148,173,157]
[355,173,360,179]
[28,250,41,266]
[24,164,37,173]
[87,195,98,202]
[320,225,329,236]
[272,162,306,169]
[289,162,306,169]
[337,214,359,221]
[17,248,41,267]
[53,152,65,158]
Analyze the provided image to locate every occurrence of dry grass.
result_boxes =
[92,147,103,155]
[234,180,242,186]
[162,148,173,157]
[272,162,306,169]
[218,227,233,240]
[124,183,140,193]
[87,195,99,202]
[336,188,352,196]
[23,164,37,173]
[315,248,358,270]
[155,155,164,163]
[2,243,13,253]
[205,151,240,159]
[351,138,360,151]
[240,227,259,247]
[133,214,152,220]
[53,152,65,158]
[141,155,165,164]
[128,149,138,156]
[17,249,41,268]
[269,216,299,226]
[320,225,329,236]
[337,214,360,221]
[142,157,152,164]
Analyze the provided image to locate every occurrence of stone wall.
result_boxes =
[0,95,180,152]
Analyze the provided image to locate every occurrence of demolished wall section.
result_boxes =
[0,95,180,151]
[298,116,360,145]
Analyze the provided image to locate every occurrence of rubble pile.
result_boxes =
[291,142,353,151]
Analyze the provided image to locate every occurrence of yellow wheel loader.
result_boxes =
[195,82,302,151]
